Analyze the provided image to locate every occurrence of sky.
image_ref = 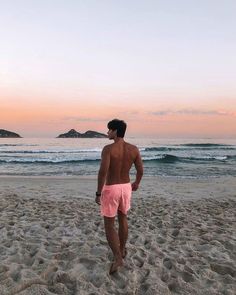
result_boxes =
[0,0,236,138]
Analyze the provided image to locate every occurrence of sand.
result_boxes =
[0,176,235,295]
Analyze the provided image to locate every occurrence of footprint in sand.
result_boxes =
[161,268,170,283]
[138,282,163,295]
[132,255,144,268]
[48,283,70,295]
[184,264,195,275]
[171,229,180,237]
[210,263,236,277]
[168,278,180,293]
[51,271,77,292]
[86,272,107,288]
[147,254,157,266]
[148,224,156,231]
[28,244,39,258]
[78,257,97,271]
[54,250,77,261]
[110,272,127,290]
[157,236,166,244]
[137,248,146,258]
[10,266,22,282]
[144,238,152,250]
[163,257,173,270]
[90,245,106,257]
[0,264,9,273]
[36,257,45,265]
[130,234,139,245]
[181,271,195,283]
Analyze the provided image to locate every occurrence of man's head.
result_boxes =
[107,119,127,139]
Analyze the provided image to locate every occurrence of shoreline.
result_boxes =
[0,175,235,201]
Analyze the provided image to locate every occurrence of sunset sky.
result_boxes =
[1,0,236,138]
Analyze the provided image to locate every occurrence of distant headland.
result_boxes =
[0,129,22,138]
[57,129,107,138]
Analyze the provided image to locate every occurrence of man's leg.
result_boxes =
[103,216,123,273]
[118,210,128,258]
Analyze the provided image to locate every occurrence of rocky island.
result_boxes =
[57,129,107,138]
[0,129,22,138]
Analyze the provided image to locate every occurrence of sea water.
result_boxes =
[0,137,235,178]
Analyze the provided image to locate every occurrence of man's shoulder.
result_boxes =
[102,144,113,151]
[101,144,112,157]
[125,141,138,150]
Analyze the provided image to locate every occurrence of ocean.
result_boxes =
[0,138,235,178]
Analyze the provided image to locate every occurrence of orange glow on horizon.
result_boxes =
[1,91,236,138]
[1,104,236,138]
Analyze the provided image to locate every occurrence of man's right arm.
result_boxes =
[132,147,143,191]
[95,145,110,205]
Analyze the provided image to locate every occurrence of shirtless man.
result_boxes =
[95,119,143,274]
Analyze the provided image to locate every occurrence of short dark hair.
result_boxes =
[107,119,127,138]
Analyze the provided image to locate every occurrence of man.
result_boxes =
[95,119,143,274]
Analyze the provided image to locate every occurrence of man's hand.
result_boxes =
[131,181,139,191]
[95,195,101,205]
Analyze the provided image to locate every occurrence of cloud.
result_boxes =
[150,109,236,117]
[150,111,171,116]
[62,116,108,122]
[62,111,142,122]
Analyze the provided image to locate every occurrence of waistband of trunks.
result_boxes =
[103,182,131,188]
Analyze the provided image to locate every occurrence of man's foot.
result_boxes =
[109,259,123,275]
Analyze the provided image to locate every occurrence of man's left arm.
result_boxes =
[95,146,110,205]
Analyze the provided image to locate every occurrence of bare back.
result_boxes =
[105,141,139,185]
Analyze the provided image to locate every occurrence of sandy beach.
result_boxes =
[0,176,235,295]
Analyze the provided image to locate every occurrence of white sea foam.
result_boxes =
[0,138,235,177]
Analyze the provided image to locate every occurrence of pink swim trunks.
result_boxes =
[101,183,132,217]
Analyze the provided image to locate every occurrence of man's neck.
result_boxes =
[114,137,124,143]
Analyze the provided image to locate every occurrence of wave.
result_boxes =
[0,159,100,164]
[144,147,174,152]
[144,145,235,152]
[226,155,236,160]
[0,154,235,165]
[0,144,38,147]
[144,155,179,163]
[179,143,232,147]
[143,154,233,163]
[0,149,102,154]
[1,147,235,157]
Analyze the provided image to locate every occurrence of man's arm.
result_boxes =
[132,148,143,191]
[95,146,110,204]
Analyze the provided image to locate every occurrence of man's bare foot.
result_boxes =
[109,259,123,275]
